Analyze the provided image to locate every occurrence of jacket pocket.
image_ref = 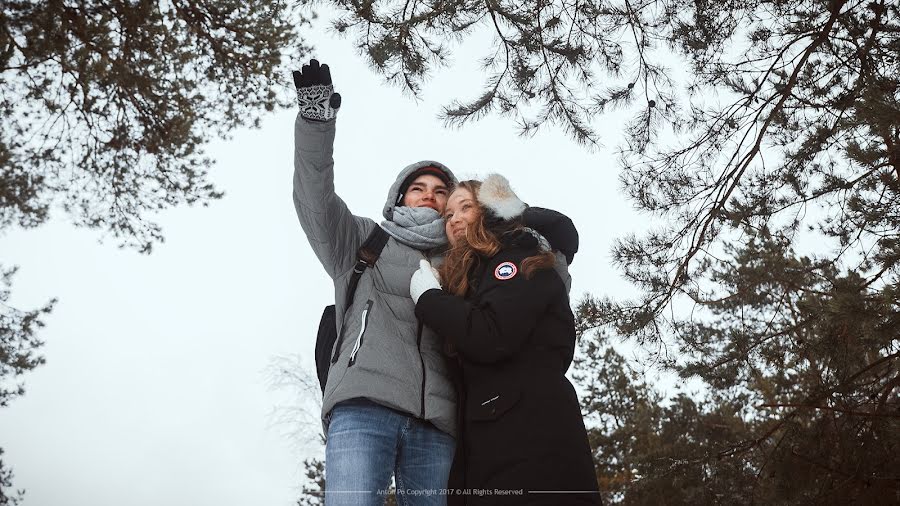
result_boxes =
[348,300,373,367]
[466,385,521,421]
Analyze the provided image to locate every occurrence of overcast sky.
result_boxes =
[0,14,646,506]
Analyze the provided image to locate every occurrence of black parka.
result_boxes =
[415,231,602,505]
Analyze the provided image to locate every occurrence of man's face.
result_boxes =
[401,174,449,213]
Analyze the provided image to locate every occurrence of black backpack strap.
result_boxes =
[342,226,389,307]
[331,226,390,364]
[359,225,390,266]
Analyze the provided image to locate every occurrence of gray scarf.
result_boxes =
[381,206,448,250]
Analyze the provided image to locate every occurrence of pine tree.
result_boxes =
[1,0,307,496]
[575,229,900,503]
[0,448,23,505]
[317,0,900,501]
[1,1,306,249]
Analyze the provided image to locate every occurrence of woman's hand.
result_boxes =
[410,259,442,304]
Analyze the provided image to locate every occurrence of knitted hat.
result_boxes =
[475,174,580,264]
[476,174,528,232]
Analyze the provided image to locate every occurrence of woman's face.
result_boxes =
[444,187,480,247]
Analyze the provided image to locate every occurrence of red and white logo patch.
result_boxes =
[494,261,518,280]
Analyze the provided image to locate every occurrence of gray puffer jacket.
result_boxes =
[292,114,458,437]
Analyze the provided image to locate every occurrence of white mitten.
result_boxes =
[410,259,442,304]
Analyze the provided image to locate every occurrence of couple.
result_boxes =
[292,60,601,505]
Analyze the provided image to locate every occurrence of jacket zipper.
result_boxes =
[331,261,368,365]
[348,300,373,366]
[417,320,426,418]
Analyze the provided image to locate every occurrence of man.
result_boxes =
[292,59,457,505]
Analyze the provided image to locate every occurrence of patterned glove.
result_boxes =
[292,59,342,122]
[410,259,442,304]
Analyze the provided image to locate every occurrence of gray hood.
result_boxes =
[382,160,457,221]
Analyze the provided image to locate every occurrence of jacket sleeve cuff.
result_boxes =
[414,288,445,315]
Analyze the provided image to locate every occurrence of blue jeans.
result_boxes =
[325,398,455,506]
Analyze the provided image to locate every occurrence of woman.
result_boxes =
[409,175,602,505]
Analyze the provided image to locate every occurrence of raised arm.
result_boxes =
[291,60,371,279]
